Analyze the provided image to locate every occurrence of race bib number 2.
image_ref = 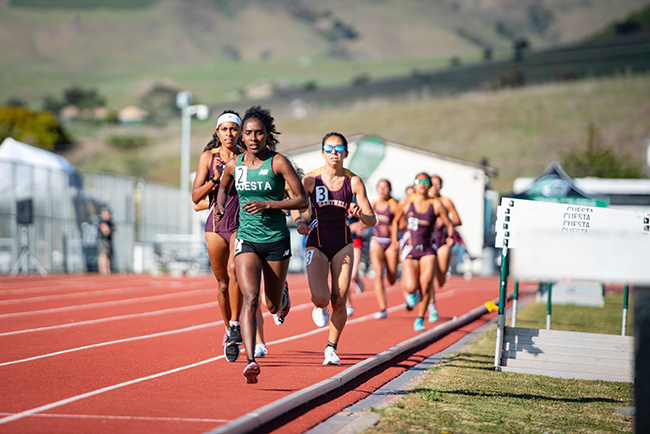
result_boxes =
[235,166,247,188]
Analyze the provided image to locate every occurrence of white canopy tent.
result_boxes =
[0,137,85,273]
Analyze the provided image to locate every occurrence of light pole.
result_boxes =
[177,91,209,234]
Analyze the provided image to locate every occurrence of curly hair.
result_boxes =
[242,105,280,150]
[202,109,241,151]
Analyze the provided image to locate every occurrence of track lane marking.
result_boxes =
[0,286,476,426]
[0,288,214,319]
[0,302,219,337]
[0,280,210,305]
[0,322,221,367]
[0,412,228,423]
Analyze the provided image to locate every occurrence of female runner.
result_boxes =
[427,174,462,321]
[294,132,376,365]
[391,172,455,331]
[216,106,308,384]
[369,179,399,319]
[191,110,243,363]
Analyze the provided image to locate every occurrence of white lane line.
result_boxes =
[0,281,211,306]
[0,288,213,319]
[0,277,185,296]
[0,412,228,423]
[0,292,470,426]
[0,355,227,425]
[0,322,221,367]
[0,302,219,337]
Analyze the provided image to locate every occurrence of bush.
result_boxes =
[106,134,152,151]
[562,122,645,178]
[0,105,74,151]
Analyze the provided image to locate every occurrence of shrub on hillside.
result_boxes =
[562,122,645,178]
[107,134,152,151]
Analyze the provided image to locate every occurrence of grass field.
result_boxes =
[366,291,634,434]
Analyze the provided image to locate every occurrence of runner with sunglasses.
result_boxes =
[391,172,455,331]
[215,106,308,383]
[293,132,376,365]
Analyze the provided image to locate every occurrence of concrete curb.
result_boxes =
[206,296,507,434]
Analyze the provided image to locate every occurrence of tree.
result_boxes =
[0,105,74,152]
[562,122,644,178]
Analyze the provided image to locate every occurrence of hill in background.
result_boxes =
[1,0,648,107]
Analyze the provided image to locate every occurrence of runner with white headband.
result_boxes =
[192,109,245,363]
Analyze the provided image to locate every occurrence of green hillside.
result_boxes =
[1,0,648,108]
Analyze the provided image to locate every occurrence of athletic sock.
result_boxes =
[247,358,255,365]
[326,341,337,351]
[230,320,240,327]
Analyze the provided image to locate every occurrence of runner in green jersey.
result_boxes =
[216,106,308,384]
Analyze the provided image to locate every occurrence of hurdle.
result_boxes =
[493,198,650,382]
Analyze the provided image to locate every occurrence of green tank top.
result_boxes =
[235,150,288,243]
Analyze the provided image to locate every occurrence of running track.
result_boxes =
[0,273,522,433]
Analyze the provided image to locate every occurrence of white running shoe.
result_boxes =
[312,307,330,328]
[374,310,387,319]
[346,306,354,317]
[323,346,341,365]
[254,344,268,358]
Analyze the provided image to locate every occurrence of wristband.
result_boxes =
[210,175,219,184]
[295,218,305,225]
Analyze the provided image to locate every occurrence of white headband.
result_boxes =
[216,113,241,129]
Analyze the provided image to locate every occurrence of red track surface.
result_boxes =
[0,273,520,433]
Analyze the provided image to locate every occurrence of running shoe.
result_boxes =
[323,346,341,365]
[414,317,425,332]
[374,310,387,319]
[354,279,364,294]
[229,324,243,345]
[428,307,439,323]
[224,338,240,363]
[406,293,418,309]
[272,281,291,325]
[312,307,330,328]
[254,344,268,358]
[243,361,260,384]
[346,306,354,317]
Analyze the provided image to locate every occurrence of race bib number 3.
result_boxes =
[315,186,329,203]
[407,217,419,231]
[305,249,314,266]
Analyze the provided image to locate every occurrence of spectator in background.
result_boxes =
[97,208,115,275]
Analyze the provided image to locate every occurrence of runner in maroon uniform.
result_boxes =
[392,172,455,331]
[369,179,399,319]
[428,174,461,322]
[191,110,244,362]
[293,132,376,365]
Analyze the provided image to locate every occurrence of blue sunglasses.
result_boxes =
[323,145,347,154]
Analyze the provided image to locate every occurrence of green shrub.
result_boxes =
[106,134,152,151]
